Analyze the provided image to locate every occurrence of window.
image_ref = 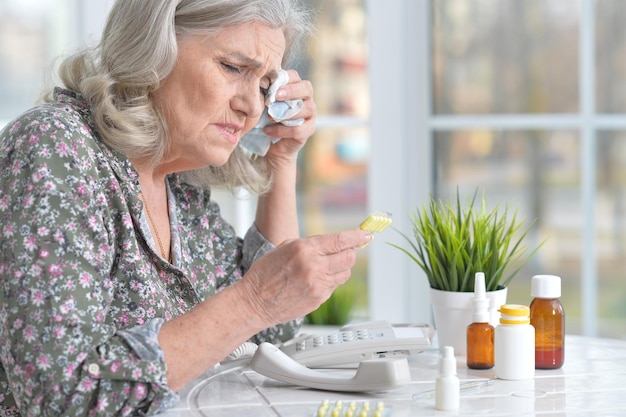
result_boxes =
[0,0,114,127]
[368,0,626,338]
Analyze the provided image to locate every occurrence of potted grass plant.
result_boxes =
[387,188,544,354]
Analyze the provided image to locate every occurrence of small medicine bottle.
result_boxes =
[435,346,460,411]
[530,274,565,369]
[467,272,494,369]
[494,304,535,380]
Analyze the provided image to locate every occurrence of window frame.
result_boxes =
[367,0,605,336]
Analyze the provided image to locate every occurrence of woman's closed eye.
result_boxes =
[222,62,269,98]
[221,62,240,74]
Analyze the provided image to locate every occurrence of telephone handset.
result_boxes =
[279,320,434,368]
[250,342,411,392]
[225,320,431,392]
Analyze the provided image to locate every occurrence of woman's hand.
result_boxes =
[234,229,372,328]
[263,69,316,162]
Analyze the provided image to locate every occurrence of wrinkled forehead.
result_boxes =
[207,22,286,76]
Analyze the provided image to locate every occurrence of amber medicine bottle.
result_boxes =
[530,274,565,369]
[467,272,494,369]
[494,304,535,380]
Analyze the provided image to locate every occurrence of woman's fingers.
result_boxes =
[263,69,316,143]
[240,230,372,325]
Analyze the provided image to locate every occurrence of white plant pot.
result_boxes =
[429,286,508,356]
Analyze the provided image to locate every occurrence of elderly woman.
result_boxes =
[0,0,372,415]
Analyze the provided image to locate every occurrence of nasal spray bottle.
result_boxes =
[435,346,460,411]
[466,272,495,369]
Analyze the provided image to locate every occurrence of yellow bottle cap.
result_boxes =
[498,304,529,316]
[498,304,530,324]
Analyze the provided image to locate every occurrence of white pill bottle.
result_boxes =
[494,304,535,380]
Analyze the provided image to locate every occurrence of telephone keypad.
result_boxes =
[280,321,434,367]
[299,329,376,352]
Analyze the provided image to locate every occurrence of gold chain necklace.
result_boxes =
[140,192,171,263]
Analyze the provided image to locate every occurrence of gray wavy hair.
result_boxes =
[50,0,311,194]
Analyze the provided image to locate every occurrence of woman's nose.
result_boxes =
[232,84,265,119]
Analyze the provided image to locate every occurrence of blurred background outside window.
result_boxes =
[1,0,626,338]
[429,0,626,338]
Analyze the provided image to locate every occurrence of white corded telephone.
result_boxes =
[279,320,434,368]
[224,320,434,392]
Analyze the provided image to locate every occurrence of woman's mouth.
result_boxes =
[217,124,240,144]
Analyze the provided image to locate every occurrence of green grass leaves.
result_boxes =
[388,189,544,292]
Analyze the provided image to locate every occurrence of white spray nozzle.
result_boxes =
[474,272,486,298]
[472,272,490,323]
[439,346,456,375]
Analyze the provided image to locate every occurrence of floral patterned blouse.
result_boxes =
[0,89,301,416]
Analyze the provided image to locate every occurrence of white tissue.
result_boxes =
[239,69,305,157]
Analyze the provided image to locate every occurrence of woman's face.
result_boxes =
[153,21,285,172]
